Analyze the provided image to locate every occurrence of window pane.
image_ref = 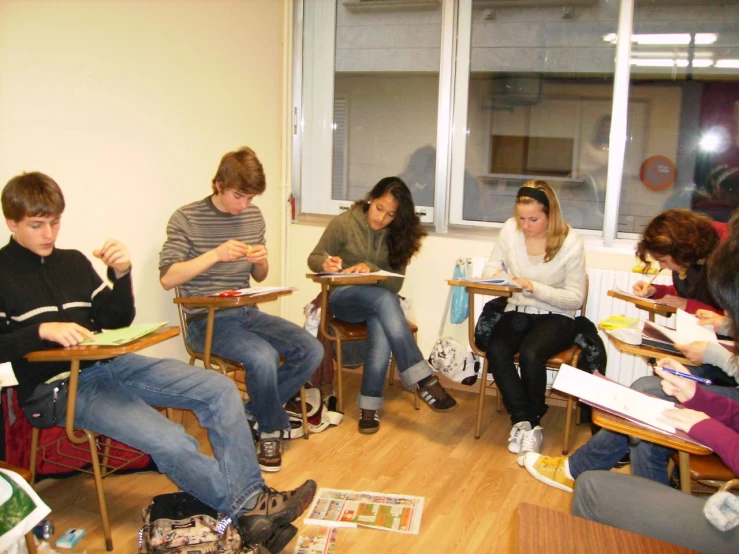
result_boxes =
[333,1,442,211]
[623,3,739,234]
[454,2,619,230]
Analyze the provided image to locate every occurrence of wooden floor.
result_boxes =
[33,374,594,553]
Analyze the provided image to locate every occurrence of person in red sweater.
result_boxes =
[632,208,728,314]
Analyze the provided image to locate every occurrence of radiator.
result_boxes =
[469,258,674,386]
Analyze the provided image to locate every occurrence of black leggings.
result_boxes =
[486,311,575,426]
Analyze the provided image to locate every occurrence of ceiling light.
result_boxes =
[716,59,739,68]
[632,34,691,45]
[694,33,718,45]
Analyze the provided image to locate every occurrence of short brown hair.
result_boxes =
[212,147,266,195]
[2,172,65,221]
[636,209,719,269]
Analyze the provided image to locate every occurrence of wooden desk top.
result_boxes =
[516,503,698,553]
[307,273,388,286]
[25,326,180,363]
[173,289,293,308]
[592,407,711,455]
[447,279,521,297]
[602,332,695,366]
[608,289,677,318]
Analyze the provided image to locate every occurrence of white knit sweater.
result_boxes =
[483,218,587,318]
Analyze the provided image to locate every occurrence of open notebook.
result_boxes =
[78,322,168,346]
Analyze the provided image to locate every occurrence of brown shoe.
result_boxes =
[237,480,317,547]
[358,409,380,434]
[257,436,282,473]
[416,376,458,412]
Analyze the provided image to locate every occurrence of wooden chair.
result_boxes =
[315,280,420,413]
[174,287,310,439]
[669,452,737,494]
[474,275,589,455]
[0,461,38,554]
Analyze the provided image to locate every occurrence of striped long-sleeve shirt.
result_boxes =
[0,237,135,403]
[158,196,266,318]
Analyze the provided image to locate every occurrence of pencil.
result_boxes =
[647,268,662,285]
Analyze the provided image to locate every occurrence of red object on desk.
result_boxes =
[218,290,242,297]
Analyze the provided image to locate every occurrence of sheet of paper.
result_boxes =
[613,286,671,306]
[78,322,168,346]
[0,361,18,388]
[676,309,718,344]
[313,270,405,278]
[210,286,296,297]
[552,364,676,433]
[458,276,519,287]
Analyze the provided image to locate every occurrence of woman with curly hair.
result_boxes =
[633,208,728,313]
[482,180,587,462]
[307,177,457,433]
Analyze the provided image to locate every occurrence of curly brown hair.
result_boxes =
[636,209,719,270]
[352,177,426,269]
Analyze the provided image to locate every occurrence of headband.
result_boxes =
[516,186,550,209]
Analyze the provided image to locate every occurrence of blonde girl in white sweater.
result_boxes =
[482,180,586,463]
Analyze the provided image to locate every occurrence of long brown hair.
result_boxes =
[515,180,569,262]
[352,177,427,269]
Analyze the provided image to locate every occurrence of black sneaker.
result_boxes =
[264,524,298,554]
[416,376,458,412]
[237,481,317,547]
[614,451,630,469]
[358,409,380,434]
[257,437,283,473]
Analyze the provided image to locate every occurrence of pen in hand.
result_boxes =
[657,367,712,386]
[325,252,343,271]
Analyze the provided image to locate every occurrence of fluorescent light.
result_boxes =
[691,59,714,68]
[631,59,679,67]
[716,59,739,68]
[633,34,691,45]
[694,33,718,45]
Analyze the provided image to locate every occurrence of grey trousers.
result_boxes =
[572,471,739,553]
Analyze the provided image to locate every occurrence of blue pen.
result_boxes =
[658,367,712,386]
[501,261,509,274]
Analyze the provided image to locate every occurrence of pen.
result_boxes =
[647,268,662,286]
[325,252,343,270]
[218,290,242,297]
[657,367,712,386]
[501,261,509,274]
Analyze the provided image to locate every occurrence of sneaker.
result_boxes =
[264,524,298,554]
[257,436,283,473]
[522,453,574,493]
[614,451,631,468]
[508,421,531,454]
[416,376,458,412]
[284,388,321,418]
[516,426,543,466]
[237,480,317,547]
[358,409,380,434]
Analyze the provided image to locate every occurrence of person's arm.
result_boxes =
[650,283,678,300]
[308,216,346,273]
[83,243,136,330]
[526,234,586,310]
[683,297,723,315]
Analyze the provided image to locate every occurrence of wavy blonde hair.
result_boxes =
[515,180,569,262]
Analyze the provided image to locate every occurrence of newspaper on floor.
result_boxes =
[303,488,424,534]
[293,527,337,554]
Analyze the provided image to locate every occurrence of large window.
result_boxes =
[295,0,739,239]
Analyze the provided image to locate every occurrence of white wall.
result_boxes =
[0,0,286,361]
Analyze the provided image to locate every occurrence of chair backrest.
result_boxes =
[173,286,196,357]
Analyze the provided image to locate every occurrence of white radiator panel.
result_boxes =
[469,257,674,386]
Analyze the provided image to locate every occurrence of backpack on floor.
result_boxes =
[428,337,479,386]
[138,492,244,554]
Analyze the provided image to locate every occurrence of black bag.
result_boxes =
[21,379,69,429]
[473,296,508,352]
[572,316,608,428]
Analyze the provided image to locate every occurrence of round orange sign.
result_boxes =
[640,155,676,191]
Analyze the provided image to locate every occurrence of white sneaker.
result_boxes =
[508,421,531,454]
[517,426,543,466]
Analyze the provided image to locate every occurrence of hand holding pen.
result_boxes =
[323,252,344,273]
[653,359,698,403]
[632,269,661,297]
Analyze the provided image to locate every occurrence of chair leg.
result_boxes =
[575,401,581,426]
[336,338,345,413]
[563,396,574,455]
[388,356,395,385]
[495,385,502,412]
[29,427,40,483]
[299,386,310,440]
[86,431,113,551]
[475,359,489,439]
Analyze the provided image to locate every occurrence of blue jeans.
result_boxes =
[187,307,323,433]
[569,375,739,484]
[329,285,431,410]
[71,353,263,518]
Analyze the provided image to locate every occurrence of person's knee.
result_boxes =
[631,376,666,397]
[571,471,600,519]
[304,335,325,369]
